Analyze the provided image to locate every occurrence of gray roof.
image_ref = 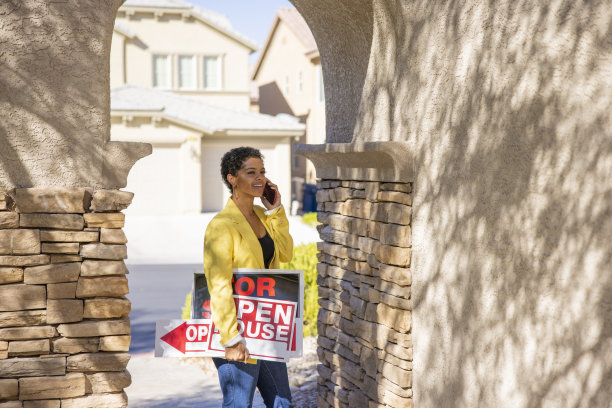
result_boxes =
[121,0,258,50]
[111,86,305,134]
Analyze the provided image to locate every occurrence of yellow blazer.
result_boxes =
[203,198,294,346]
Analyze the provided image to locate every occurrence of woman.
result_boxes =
[203,146,294,408]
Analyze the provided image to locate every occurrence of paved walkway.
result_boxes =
[126,354,267,407]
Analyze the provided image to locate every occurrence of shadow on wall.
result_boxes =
[258,81,296,117]
[349,0,612,407]
[0,0,146,190]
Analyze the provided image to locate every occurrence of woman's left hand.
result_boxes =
[261,179,281,210]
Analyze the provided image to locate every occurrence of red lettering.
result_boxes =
[257,277,276,297]
[235,277,255,296]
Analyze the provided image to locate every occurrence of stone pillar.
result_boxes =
[0,189,133,407]
[297,142,413,408]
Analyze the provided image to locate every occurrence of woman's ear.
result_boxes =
[226,174,235,187]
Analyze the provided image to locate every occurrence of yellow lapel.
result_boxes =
[222,198,265,269]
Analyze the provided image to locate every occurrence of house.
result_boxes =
[252,7,326,199]
[110,0,304,214]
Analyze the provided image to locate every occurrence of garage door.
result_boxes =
[125,144,181,215]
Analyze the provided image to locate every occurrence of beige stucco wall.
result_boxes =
[294,0,612,406]
[111,11,252,111]
[0,0,150,189]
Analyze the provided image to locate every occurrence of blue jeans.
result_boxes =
[213,358,292,408]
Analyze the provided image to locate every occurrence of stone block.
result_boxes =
[99,229,127,244]
[60,391,128,408]
[80,260,128,277]
[379,223,411,247]
[365,303,411,333]
[76,277,128,298]
[0,326,57,341]
[0,267,23,284]
[373,290,411,310]
[79,244,127,260]
[67,352,130,373]
[47,282,77,299]
[0,229,40,255]
[47,300,84,324]
[23,401,61,408]
[340,199,371,219]
[24,263,80,284]
[377,264,412,286]
[8,339,50,357]
[0,213,19,229]
[19,373,86,400]
[15,189,90,214]
[316,189,330,202]
[374,244,411,267]
[0,356,65,378]
[377,373,413,398]
[380,183,412,193]
[339,318,355,336]
[0,341,7,351]
[84,298,130,319]
[50,255,82,264]
[98,336,130,352]
[0,255,49,267]
[20,214,84,231]
[40,231,98,243]
[0,310,46,328]
[379,361,412,388]
[0,378,18,400]
[0,402,22,408]
[385,343,413,362]
[57,319,130,338]
[52,338,99,354]
[347,389,369,408]
[41,243,80,254]
[377,191,412,205]
[372,203,411,225]
[86,371,131,393]
[382,350,412,371]
[90,190,134,212]
[364,182,380,202]
[83,213,124,228]
[0,285,46,311]
[354,316,394,349]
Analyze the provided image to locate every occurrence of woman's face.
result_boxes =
[228,157,266,198]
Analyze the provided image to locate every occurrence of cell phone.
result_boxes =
[263,182,277,205]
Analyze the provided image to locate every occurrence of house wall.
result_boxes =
[111,11,252,111]
[255,19,326,184]
[294,0,612,407]
[110,117,203,214]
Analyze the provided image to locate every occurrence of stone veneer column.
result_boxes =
[0,188,133,408]
[297,142,413,408]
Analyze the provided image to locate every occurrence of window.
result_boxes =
[316,64,324,102]
[178,56,196,89]
[297,71,303,94]
[204,56,221,90]
[153,55,171,89]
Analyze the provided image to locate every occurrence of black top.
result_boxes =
[258,231,275,269]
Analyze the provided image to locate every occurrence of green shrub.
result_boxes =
[280,242,319,337]
[301,212,320,226]
[181,243,320,337]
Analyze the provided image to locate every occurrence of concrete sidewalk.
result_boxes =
[126,354,267,407]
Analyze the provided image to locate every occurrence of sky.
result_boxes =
[188,0,292,65]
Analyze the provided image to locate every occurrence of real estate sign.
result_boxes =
[155,269,303,362]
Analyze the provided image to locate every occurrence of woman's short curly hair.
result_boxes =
[220,146,264,192]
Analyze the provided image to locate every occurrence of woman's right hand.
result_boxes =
[225,341,249,362]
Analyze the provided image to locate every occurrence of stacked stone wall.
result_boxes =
[0,188,133,408]
[314,179,412,408]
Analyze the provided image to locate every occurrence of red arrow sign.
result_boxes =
[160,322,212,354]
[160,322,188,354]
